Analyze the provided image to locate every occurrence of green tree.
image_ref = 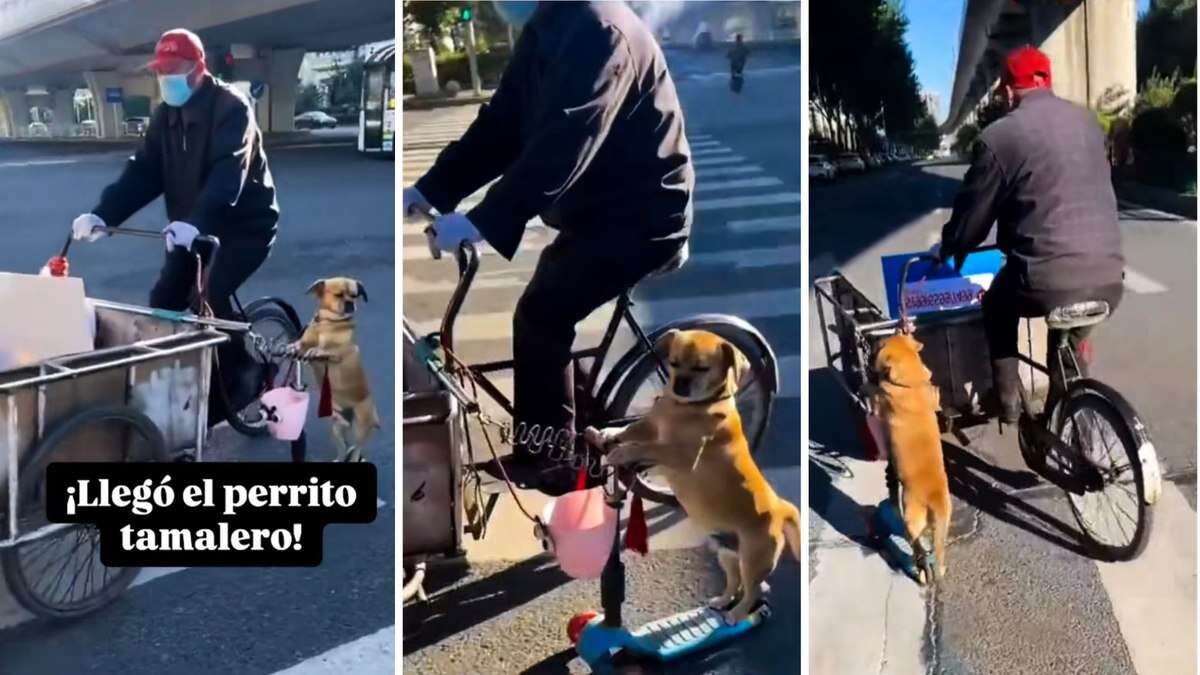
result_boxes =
[297,82,323,113]
[319,56,365,111]
[952,124,980,157]
[1137,0,1197,85]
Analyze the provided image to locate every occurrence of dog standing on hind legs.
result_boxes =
[591,329,801,624]
[289,277,380,462]
[871,333,951,584]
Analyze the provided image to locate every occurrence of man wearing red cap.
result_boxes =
[937,45,1125,422]
[71,28,280,417]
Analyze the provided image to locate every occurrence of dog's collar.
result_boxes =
[312,312,355,324]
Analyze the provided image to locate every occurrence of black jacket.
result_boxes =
[94,76,279,243]
[941,89,1124,293]
[415,0,693,259]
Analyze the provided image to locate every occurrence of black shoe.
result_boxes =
[989,358,1021,424]
[475,454,540,488]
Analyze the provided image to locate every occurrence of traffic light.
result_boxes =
[459,6,472,22]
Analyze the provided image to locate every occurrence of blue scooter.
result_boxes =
[568,467,771,673]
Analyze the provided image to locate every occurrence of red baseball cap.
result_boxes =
[1002,46,1052,90]
[145,29,206,74]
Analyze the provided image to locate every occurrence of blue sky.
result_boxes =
[905,0,1152,122]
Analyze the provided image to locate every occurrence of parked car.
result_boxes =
[294,110,338,129]
[809,154,836,182]
[835,152,866,174]
[124,116,149,136]
[864,154,883,170]
[78,120,98,137]
[26,122,49,138]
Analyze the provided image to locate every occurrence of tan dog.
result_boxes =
[290,277,379,462]
[595,329,800,624]
[871,333,950,584]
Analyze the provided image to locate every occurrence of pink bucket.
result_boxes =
[260,387,310,441]
[542,486,617,579]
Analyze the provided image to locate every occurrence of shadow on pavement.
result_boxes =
[403,554,572,654]
[943,440,1091,556]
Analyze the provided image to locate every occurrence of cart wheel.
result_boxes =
[568,611,599,644]
[604,322,777,507]
[222,299,303,437]
[1,405,167,620]
[1052,384,1152,561]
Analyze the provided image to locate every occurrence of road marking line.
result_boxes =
[0,158,79,168]
[691,146,734,157]
[727,215,801,233]
[412,287,801,339]
[273,142,356,150]
[696,164,765,177]
[696,176,784,191]
[270,625,394,674]
[1123,268,1168,294]
[696,192,802,211]
[693,154,747,167]
[689,139,721,148]
[1095,482,1196,675]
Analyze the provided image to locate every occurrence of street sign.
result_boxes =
[880,249,1004,319]
[249,81,266,99]
[104,87,123,104]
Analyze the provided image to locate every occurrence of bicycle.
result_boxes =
[405,229,780,510]
[816,246,1161,568]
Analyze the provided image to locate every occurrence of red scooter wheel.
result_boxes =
[568,611,599,644]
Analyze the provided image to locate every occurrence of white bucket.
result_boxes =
[261,387,310,441]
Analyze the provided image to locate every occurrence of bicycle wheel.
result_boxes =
[604,321,777,507]
[1052,383,1152,561]
[1,405,168,619]
[221,299,303,436]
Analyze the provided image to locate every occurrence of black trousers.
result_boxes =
[981,265,1123,393]
[512,234,684,461]
[149,236,271,419]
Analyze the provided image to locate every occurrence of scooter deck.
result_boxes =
[631,602,770,659]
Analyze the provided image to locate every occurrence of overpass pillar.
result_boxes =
[1,90,30,138]
[264,48,305,133]
[84,71,125,139]
[50,89,75,137]
[1031,0,1136,109]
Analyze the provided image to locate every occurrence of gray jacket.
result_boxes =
[941,89,1124,293]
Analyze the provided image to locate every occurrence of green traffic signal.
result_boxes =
[460,7,472,21]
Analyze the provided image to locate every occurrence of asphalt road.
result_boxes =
[402,47,802,674]
[0,139,396,673]
[808,161,1197,674]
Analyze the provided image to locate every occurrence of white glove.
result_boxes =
[163,221,200,253]
[72,213,106,242]
[403,186,433,221]
[431,212,483,253]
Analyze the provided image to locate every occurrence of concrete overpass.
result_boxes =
[0,0,393,138]
[942,0,1136,133]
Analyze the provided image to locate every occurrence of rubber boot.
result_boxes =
[990,357,1021,424]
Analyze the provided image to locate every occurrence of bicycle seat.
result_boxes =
[1045,301,1111,330]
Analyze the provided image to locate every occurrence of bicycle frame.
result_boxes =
[420,242,667,429]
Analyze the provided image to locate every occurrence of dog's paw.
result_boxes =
[723,607,751,625]
[708,594,737,611]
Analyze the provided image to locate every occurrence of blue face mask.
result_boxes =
[493,1,538,27]
[158,74,195,107]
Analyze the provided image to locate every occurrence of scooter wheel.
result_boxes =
[568,611,599,644]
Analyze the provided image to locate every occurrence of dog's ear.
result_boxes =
[721,341,751,386]
[353,280,368,302]
[306,279,326,297]
[660,329,680,354]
